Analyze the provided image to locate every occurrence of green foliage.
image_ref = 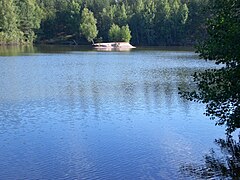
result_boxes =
[36,0,83,42]
[0,0,22,44]
[179,3,188,24]
[197,0,240,66]
[114,4,128,26]
[98,6,114,41]
[180,0,240,134]
[143,0,157,44]
[15,0,43,43]
[172,0,180,14]
[109,24,121,42]
[80,7,98,43]
[184,0,209,44]
[134,0,144,13]
[120,25,131,42]
[0,0,43,45]
[0,0,17,32]
[156,0,171,20]
[0,0,210,46]
[108,24,131,42]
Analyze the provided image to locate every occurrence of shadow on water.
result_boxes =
[0,45,94,56]
[0,45,196,56]
[0,45,36,56]
[181,135,240,179]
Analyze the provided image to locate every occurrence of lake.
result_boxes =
[0,46,224,179]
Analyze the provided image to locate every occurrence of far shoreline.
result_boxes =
[0,44,196,56]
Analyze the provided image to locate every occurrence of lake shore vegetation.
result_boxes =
[180,1,240,178]
[0,0,209,46]
[180,0,240,135]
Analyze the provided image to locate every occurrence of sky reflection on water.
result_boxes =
[0,48,224,179]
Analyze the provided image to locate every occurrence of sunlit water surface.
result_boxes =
[0,46,224,179]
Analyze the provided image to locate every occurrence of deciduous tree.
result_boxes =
[120,25,131,42]
[109,23,121,42]
[0,0,22,44]
[15,0,43,43]
[80,7,98,44]
[180,0,240,134]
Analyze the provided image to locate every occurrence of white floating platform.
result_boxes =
[93,42,136,50]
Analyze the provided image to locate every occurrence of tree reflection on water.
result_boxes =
[181,135,240,179]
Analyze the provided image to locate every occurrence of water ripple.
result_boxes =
[0,49,223,179]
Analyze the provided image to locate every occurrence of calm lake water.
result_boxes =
[0,46,224,179]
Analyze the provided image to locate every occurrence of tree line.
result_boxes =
[0,0,209,46]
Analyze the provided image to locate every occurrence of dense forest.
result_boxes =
[0,0,209,46]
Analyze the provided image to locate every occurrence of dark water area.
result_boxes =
[0,46,225,179]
